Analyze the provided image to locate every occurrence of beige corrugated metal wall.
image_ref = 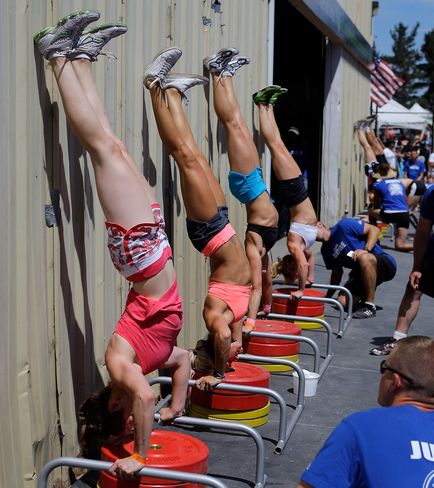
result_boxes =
[0,1,269,486]
[319,0,373,223]
[337,0,373,218]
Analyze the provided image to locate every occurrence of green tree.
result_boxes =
[416,29,434,112]
[382,23,421,107]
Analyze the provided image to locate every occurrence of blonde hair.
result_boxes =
[271,255,296,280]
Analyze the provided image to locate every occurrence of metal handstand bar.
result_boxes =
[271,291,349,337]
[264,311,333,375]
[38,457,228,488]
[237,355,306,453]
[273,281,353,337]
[152,376,287,460]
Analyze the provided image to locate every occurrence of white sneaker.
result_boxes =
[203,47,239,72]
[70,23,127,61]
[220,56,250,77]
[162,74,208,94]
[144,47,182,88]
[34,10,100,59]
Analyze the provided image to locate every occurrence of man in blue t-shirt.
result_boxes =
[371,185,434,355]
[317,217,397,318]
[297,336,434,488]
[403,148,426,181]
[369,161,413,252]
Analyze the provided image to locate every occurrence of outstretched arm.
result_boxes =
[259,254,273,316]
[245,238,264,322]
[305,248,315,285]
[287,234,308,299]
[105,346,155,477]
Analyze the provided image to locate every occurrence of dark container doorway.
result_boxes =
[272,1,325,230]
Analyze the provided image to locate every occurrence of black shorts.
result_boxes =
[379,210,410,229]
[344,253,397,300]
[406,180,426,197]
[417,240,434,298]
[274,175,308,208]
[186,206,229,253]
[246,223,278,253]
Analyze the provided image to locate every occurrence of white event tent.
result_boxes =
[377,99,431,130]
[409,102,433,126]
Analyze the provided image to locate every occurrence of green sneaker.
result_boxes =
[34,10,100,59]
[252,85,281,105]
[269,87,288,106]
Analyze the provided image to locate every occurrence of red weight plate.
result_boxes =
[192,361,270,396]
[245,320,301,345]
[274,287,326,306]
[100,431,208,485]
[273,288,325,316]
[272,301,324,317]
[99,470,193,487]
[190,389,268,410]
[243,340,299,356]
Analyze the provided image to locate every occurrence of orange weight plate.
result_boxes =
[100,430,208,486]
[244,340,299,357]
[245,320,301,345]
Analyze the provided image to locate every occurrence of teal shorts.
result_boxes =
[228,166,267,204]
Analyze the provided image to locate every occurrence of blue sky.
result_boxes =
[373,0,434,56]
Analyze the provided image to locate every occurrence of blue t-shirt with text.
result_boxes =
[321,218,396,270]
[373,178,408,212]
[301,405,434,488]
[404,159,426,180]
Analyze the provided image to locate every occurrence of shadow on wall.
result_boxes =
[34,48,104,442]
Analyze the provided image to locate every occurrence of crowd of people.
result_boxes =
[34,10,434,486]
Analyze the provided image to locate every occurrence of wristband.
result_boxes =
[131,452,147,464]
[244,318,256,329]
[213,370,226,379]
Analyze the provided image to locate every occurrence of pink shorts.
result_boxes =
[202,224,236,257]
[208,280,251,322]
[114,279,183,374]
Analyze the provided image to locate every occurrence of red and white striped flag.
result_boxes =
[369,57,405,107]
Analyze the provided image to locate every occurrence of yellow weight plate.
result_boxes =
[188,401,270,420]
[252,354,298,372]
[188,409,269,427]
[295,314,325,329]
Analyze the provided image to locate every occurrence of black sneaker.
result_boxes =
[353,303,376,319]
[370,338,397,356]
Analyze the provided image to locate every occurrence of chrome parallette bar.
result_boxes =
[38,457,228,488]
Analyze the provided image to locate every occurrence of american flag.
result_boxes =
[369,54,405,107]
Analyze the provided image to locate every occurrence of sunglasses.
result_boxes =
[380,360,416,386]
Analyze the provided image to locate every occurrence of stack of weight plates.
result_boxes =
[272,288,326,329]
[98,430,208,487]
[243,319,302,372]
[189,362,270,427]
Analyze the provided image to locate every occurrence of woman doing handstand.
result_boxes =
[253,86,318,297]
[34,11,190,478]
[204,51,279,333]
[145,49,252,391]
